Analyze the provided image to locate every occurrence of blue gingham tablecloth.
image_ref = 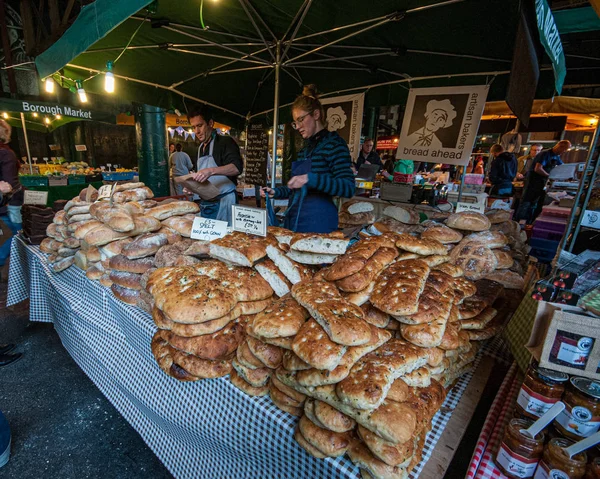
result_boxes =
[7,235,491,479]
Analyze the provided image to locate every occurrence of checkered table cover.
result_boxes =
[8,235,490,479]
[467,362,522,479]
[505,291,539,374]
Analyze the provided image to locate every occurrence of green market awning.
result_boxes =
[35,0,561,127]
[554,6,600,34]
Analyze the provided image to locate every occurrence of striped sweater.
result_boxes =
[273,129,355,199]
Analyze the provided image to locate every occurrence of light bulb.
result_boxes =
[56,114,61,119]
[2,113,7,119]
[77,80,88,103]
[105,72,115,93]
[45,77,55,93]
[44,117,50,124]
[33,112,38,118]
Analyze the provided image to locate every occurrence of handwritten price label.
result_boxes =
[232,205,267,237]
[456,202,485,214]
[190,217,229,241]
[23,190,48,205]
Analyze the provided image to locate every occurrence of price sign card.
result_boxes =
[232,205,267,236]
[97,184,113,200]
[191,217,229,241]
[456,202,485,214]
[23,190,49,206]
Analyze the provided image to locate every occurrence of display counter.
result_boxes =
[7,235,511,479]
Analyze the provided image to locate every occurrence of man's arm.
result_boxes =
[534,162,550,177]
[192,137,242,182]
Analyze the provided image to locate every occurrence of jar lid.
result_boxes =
[571,377,600,399]
[536,365,569,383]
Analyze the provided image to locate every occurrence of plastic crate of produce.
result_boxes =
[68,175,87,185]
[531,226,564,241]
[48,176,68,186]
[19,175,49,187]
[533,216,567,233]
[541,205,571,218]
[37,164,62,175]
[102,172,135,181]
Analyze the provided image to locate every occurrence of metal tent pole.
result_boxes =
[270,41,281,189]
[20,112,33,174]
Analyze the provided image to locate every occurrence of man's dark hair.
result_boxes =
[176,143,183,152]
[187,103,215,123]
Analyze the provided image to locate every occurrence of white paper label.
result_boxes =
[556,336,592,365]
[496,443,539,478]
[516,384,559,418]
[97,185,113,200]
[533,460,569,479]
[231,205,267,237]
[556,405,600,437]
[23,190,48,205]
[455,201,485,213]
[581,210,600,230]
[190,217,229,241]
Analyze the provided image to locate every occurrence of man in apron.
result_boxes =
[188,104,243,225]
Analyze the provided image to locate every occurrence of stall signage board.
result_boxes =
[97,185,113,200]
[456,202,485,214]
[232,205,267,237]
[190,217,229,241]
[581,210,600,230]
[245,122,268,186]
[75,144,87,151]
[397,85,489,166]
[23,190,48,205]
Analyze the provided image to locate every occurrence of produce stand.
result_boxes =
[8,235,514,479]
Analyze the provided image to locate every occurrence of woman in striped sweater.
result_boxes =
[262,85,355,233]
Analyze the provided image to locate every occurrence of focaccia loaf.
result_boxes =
[247,294,309,339]
[209,231,276,267]
[292,319,347,370]
[265,244,315,284]
[289,231,349,255]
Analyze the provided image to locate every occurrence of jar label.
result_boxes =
[556,336,591,365]
[555,404,600,437]
[533,461,569,479]
[517,384,559,417]
[497,443,539,478]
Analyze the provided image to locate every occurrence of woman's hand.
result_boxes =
[192,168,215,183]
[0,181,12,194]
[260,187,275,198]
[287,174,308,189]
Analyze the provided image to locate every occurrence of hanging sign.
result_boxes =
[397,85,489,166]
[456,202,485,214]
[321,92,365,157]
[23,190,49,206]
[245,122,268,186]
[232,205,267,237]
[535,0,566,94]
[190,217,229,241]
[75,144,87,151]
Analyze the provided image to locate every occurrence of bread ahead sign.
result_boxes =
[396,85,489,166]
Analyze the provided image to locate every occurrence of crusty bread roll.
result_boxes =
[111,283,140,304]
[122,233,168,259]
[112,186,154,203]
[86,266,104,281]
[51,256,74,273]
[482,269,525,290]
[144,201,199,221]
[485,209,511,224]
[109,254,155,274]
[73,250,88,270]
[382,205,420,225]
[109,270,143,290]
[445,212,491,232]
[161,216,193,237]
[421,224,463,244]
[84,225,129,246]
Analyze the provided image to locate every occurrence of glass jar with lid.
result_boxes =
[516,363,569,420]
[555,377,600,440]
[533,438,587,479]
[496,418,545,478]
[585,457,600,479]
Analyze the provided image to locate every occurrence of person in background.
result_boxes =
[516,143,542,179]
[517,140,571,223]
[472,156,485,174]
[188,104,243,224]
[355,138,383,171]
[0,120,23,283]
[170,143,194,195]
[488,144,517,196]
[382,154,395,175]
[168,143,175,155]
[261,84,354,233]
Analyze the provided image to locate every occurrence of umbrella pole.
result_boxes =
[20,112,33,174]
[270,41,281,189]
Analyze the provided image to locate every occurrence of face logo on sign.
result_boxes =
[407,98,459,149]
[326,106,347,132]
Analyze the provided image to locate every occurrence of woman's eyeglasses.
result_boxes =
[291,111,313,130]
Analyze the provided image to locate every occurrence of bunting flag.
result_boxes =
[184,131,190,140]
[176,126,185,135]
[191,132,196,140]
[169,129,175,138]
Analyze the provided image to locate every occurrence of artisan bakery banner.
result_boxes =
[320,92,365,158]
[397,85,489,166]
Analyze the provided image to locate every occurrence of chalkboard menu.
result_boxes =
[245,122,268,186]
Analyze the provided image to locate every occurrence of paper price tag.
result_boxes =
[97,184,113,200]
[75,144,87,151]
[23,190,48,206]
[232,205,267,237]
[190,217,229,241]
[456,201,485,214]
[581,210,600,230]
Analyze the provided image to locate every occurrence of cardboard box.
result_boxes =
[526,302,600,380]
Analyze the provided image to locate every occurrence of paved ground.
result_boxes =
[0,281,173,479]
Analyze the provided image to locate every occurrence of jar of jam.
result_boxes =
[496,418,545,478]
[517,363,569,419]
[555,378,600,440]
[534,438,587,479]
[585,457,600,479]
[550,331,594,370]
